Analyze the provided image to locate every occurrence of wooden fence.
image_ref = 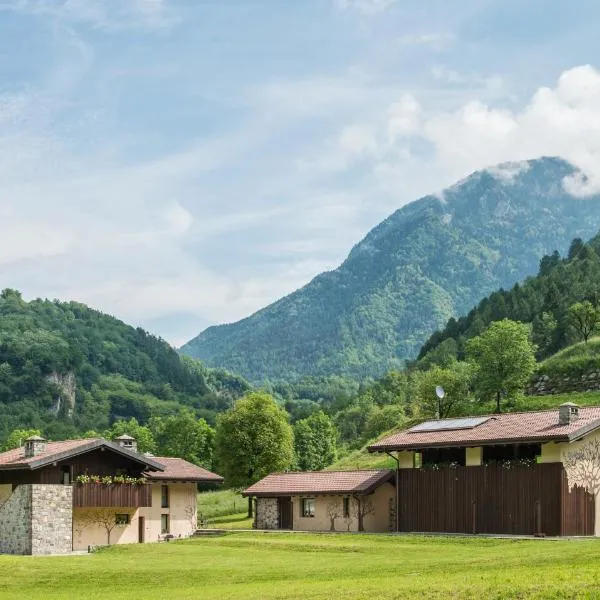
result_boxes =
[397,463,594,536]
[72,483,152,508]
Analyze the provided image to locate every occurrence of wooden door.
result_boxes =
[138,516,145,543]
[278,497,293,530]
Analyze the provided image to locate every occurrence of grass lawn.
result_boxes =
[3,533,600,599]
[198,488,246,520]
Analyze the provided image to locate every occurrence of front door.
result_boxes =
[278,497,293,530]
[138,516,145,543]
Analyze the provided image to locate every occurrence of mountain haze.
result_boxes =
[181,157,600,382]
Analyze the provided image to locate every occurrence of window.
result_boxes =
[161,485,170,508]
[161,514,170,534]
[115,514,130,525]
[60,466,71,485]
[343,497,350,518]
[301,498,315,518]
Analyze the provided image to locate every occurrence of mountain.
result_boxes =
[181,157,600,382]
[0,289,250,442]
[418,230,600,366]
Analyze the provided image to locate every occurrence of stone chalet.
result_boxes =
[243,470,395,532]
[0,434,223,555]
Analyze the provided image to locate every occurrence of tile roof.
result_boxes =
[242,470,394,497]
[0,438,165,471]
[146,457,223,483]
[369,406,600,452]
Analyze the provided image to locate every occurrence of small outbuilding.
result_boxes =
[243,470,395,532]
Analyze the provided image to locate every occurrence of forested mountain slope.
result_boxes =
[418,232,600,367]
[0,289,249,443]
[182,157,600,382]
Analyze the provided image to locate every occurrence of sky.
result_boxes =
[2,0,600,346]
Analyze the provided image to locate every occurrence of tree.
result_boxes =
[362,404,405,441]
[74,509,129,545]
[2,428,42,451]
[466,319,537,413]
[531,312,557,356]
[326,499,342,531]
[568,238,585,260]
[413,362,474,419]
[567,301,600,343]
[104,418,155,453]
[214,392,294,516]
[150,411,214,468]
[352,495,375,532]
[294,411,337,471]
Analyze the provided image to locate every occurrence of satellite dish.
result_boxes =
[435,385,445,399]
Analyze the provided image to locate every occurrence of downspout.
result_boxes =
[386,452,400,533]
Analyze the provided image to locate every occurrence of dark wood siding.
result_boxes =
[72,483,152,508]
[397,463,594,536]
[0,448,149,486]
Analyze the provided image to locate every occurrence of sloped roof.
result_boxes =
[146,457,223,483]
[242,470,394,497]
[369,406,600,452]
[0,438,164,471]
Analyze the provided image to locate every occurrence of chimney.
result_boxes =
[115,434,138,453]
[559,403,580,425]
[24,435,47,458]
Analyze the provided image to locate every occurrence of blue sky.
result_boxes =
[1,0,600,345]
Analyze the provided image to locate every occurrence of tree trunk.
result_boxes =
[247,496,253,518]
[495,390,501,414]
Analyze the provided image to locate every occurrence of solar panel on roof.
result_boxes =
[408,416,490,433]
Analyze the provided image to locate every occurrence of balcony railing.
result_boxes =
[72,483,152,508]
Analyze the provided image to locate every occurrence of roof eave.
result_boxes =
[0,439,165,472]
[368,435,572,453]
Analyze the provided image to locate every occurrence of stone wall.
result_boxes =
[31,485,73,555]
[0,485,32,555]
[528,370,600,396]
[255,498,278,529]
[0,485,73,555]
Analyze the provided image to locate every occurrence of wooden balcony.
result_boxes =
[72,483,152,508]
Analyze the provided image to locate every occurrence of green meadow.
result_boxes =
[2,533,600,599]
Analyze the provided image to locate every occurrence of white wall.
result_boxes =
[73,483,197,550]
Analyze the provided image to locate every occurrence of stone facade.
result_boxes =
[0,485,32,555]
[255,498,279,529]
[31,485,73,554]
[0,485,73,555]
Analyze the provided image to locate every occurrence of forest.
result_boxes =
[0,289,249,443]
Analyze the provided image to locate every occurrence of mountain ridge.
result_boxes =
[181,157,600,382]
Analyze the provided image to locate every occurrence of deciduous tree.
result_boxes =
[413,362,474,419]
[466,319,537,413]
[2,428,42,451]
[214,392,294,516]
[567,301,600,343]
[150,411,214,467]
[294,410,337,471]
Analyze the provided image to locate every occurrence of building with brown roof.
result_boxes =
[0,436,223,555]
[243,470,395,532]
[368,403,600,536]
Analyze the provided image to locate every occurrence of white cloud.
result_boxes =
[334,0,398,14]
[398,33,455,51]
[0,0,176,30]
[387,94,422,140]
